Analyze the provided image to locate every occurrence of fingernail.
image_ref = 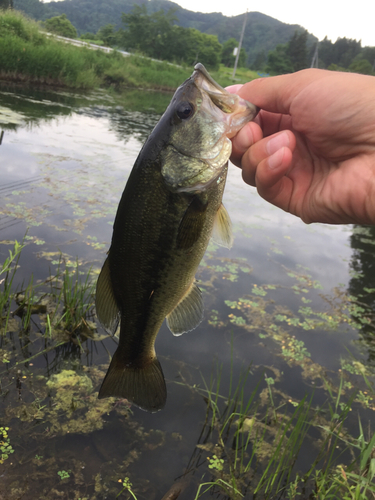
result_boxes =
[267,147,285,170]
[266,132,289,156]
[226,84,243,93]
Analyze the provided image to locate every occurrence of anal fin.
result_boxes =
[166,281,203,336]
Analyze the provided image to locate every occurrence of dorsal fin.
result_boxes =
[166,281,204,336]
[212,203,233,248]
[95,255,120,336]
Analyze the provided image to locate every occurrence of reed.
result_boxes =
[185,359,375,499]
[56,259,95,334]
[0,239,24,335]
[1,239,95,339]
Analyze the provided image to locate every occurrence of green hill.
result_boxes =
[13,0,317,64]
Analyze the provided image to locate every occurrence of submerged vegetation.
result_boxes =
[1,237,375,499]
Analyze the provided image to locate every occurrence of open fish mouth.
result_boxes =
[192,63,259,138]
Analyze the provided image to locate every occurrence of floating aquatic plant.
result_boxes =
[0,426,14,464]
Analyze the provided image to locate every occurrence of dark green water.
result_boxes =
[0,83,374,499]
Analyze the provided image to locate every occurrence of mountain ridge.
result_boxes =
[14,0,318,64]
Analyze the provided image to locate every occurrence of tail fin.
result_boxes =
[98,348,167,413]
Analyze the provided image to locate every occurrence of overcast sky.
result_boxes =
[173,0,375,47]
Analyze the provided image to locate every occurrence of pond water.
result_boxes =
[0,83,374,499]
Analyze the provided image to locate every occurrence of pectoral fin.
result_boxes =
[176,195,208,250]
[166,281,204,336]
[212,203,233,249]
[95,256,120,336]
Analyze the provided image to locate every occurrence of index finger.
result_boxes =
[237,69,333,115]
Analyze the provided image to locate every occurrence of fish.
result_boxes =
[95,63,258,412]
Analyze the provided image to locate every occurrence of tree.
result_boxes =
[120,5,222,69]
[80,32,98,41]
[327,63,347,72]
[44,14,77,38]
[168,25,198,65]
[265,30,309,74]
[13,0,46,20]
[193,30,222,70]
[319,36,363,69]
[334,37,361,68]
[121,5,177,60]
[250,50,267,71]
[361,46,375,70]
[0,0,13,9]
[266,44,293,74]
[286,30,308,71]
[221,38,246,68]
[97,24,116,46]
[349,58,374,75]
[318,36,334,68]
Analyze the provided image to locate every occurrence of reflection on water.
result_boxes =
[349,225,375,364]
[0,84,374,499]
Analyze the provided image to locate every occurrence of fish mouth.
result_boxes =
[193,63,226,94]
[192,63,259,132]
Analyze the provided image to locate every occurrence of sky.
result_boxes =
[173,0,375,47]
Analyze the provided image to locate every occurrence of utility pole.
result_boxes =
[232,10,247,79]
[310,42,319,68]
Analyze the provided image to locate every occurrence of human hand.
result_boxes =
[227,69,375,224]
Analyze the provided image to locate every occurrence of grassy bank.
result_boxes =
[0,10,191,90]
[0,10,258,91]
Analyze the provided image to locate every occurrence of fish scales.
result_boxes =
[95,63,258,412]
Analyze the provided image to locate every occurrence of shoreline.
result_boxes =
[0,72,177,93]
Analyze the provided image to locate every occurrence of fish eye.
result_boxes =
[176,102,194,120]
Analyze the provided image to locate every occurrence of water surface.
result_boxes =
[0,83,374,499]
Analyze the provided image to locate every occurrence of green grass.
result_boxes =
[212,64,260,87]
[46,257,96,337]
[0,10,190,90]
[0,238,24,335]
[178,357,375,499]
[1,239,96,340]
[0,10,258,91]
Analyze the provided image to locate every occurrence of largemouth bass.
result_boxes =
[95,63,258,412]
